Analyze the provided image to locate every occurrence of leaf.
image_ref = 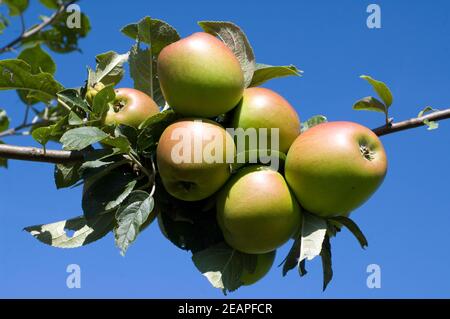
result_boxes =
[137,110,179,152]
[198,21,256,87]
[0,109,10,132]
[92,84,115,116]
[301,115,327,133]
[60,127,108,151]
[101,136,131,153]
[23,11,90,53]
[68,111,83,125]
[31,126,53,146]
[328,216,368,249]
[360,75,393,108]
[4,0,29,16]
[82,168,137,219]
[418,106,439,130]
[250,63,302,87]
[24,212,115,248]
[299,213,327,263]
[88,51,128,87]
[39,0,58,9]
[0,59,63,102]
[114,191,155,256]
[121,17,180,53]
[57,88,91,113]
[320,235,333,291]
[282,235,301,276]
[0,14,9,34]
[192,242,257,293]
[54,161,82,189]
[18,44,56,75]
[353,96,387,114]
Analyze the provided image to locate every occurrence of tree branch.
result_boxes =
[0,144,83,163]
[0,108,449,164]
[0,0,79,54]
[372,108,450,136]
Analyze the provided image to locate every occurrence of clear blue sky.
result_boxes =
[1,0,449,298]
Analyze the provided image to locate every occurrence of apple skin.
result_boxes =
[216,165,301,254]
[231,87,301,153]
[285,121,388,217]
[241,250,276,286]
[157,32,244,117]
[104,88,160,128]
[157,119,235,201]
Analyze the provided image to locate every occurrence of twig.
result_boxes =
[0,0,79,54]
[373,108,450,136]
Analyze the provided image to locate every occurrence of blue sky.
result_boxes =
[0,0,449,298]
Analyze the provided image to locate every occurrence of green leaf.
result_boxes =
[320,235,333,291]
[31,126,53,146]
[282,234,302,276]
[0,14,10,34]
[360,75,393,108]
[4,0,29,16]
[68,111,83,125]
[23,11,91,53]
[137,110,179,152]
[60,127,108,151]
[101,135,131,153]
[198,21,256,87]
[121,17,180,53]
[250,63,302,87]
[328,216,368,249]
[88,51,128,87]
[24,212,115,248]
[57,89,91,113]
[39,0,58,9]
[0,109,10,132]
[192,242,257,294]
[54,162,82,189]
[0,59,63,102]
[82,168,137,219]
[301,115,327,133]
[418,106,439,130]
[18,44,56,75]
[128,45,154,102]
[352,96,387,114]
[299,212,327,263]
[114,190,156,256]
[92,84,115,116]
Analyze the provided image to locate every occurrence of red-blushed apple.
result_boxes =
[104,88,160,128]
[231,87,301,153]
[156,119,235,201]
[241,250,276,285]
[285,121,388,217]
[157,32,244,117]
[216,165,301,254]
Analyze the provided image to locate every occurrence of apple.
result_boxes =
[216,165,301,254]
[85,82,105,105]
[241,250,276,286]
[156,119,235,201]
[285,121,388,217]
[157,32,244,117]
[104,88,160,128]
[231,87,301,153]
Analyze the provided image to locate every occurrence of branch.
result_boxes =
[0,144,83,163]
[373,108,450,136]
[0,0,79,54]
[0,108,449,164]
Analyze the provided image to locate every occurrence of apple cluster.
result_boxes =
[92,32,388,286]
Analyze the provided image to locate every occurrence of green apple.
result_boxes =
[231,87,301,153]
[241,250,276,286]
[104,88,160,128]
[85,82,105,105]
[216,165,301,254]
[156,119,235,201]
[157,32,244,117]
[285,121,388,217]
